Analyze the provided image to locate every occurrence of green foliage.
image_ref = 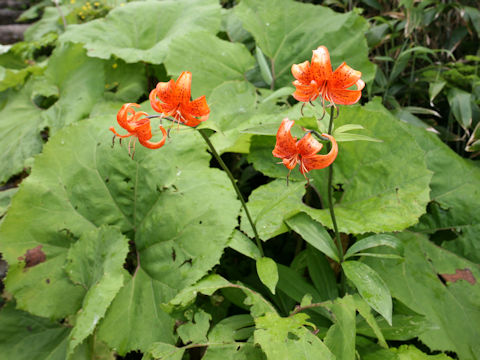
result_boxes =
[1,0,479,358]
[60,0,221,64]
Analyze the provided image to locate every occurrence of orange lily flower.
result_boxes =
[149,71,210,127]
[291,46,364,106]
[110,103,167,156]
[272,118,338,178]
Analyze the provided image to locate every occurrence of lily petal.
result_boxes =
[327,88,363,105]
[311,46,332,84]
[292,80,319,102]
[300,134,338,173]
[184,95,210,118]
[139,125,167,149]
[330,62,362,89]
[297,132,323,157]
[175,71,192,105]
[272,118,298,160]
[291,61,313,84]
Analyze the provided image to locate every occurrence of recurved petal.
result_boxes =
[297,133,323,157]
[139,125,167,149]
[291,61,313,84]
[155,79,176,103]
[292,81,319,102]
[149,89,164,113]
[328,88,362,105]
[185,95,210,118]
[272,118,298,159]
[330,62,362,89]
[311,46,333,84]
[355,78,365,91]
[175,71,192,105]
[180,112,203,127]
[300,134,338,173]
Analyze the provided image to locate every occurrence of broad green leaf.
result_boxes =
[256,257,279,294]
[65,226,129,356]
[0,43,104,183]
[177,310,211,344]
[353,294,387,348]
[0,84,44,183]
[97,268,176,356]
[208,314,254,343]
[393,345,454,359]
[144,343,185,360]
[306,246,338,301]
[0,188,18,217]
[167,274,276,317]
[24,6,66,42]
[402,122,480,262]
[164,32,255,98]
[447,88,472,129]
[364,232,480,358]
[240,180,306,240]
[0,64,43,92]
[254,312,335,360]
[260,86,295,103]
[324,295,357,360]
[228,229,261,260]
[103,59,147,103]
[342,260,392,325]
[0,303,69,360]
[202,343,266,360]
[235,0,375,88]
[247,100,432,235]
[356,312,435,341]
[285,212,339,262]
[0,112,240,355]
[344,234,403,259]
[60,0,221,64]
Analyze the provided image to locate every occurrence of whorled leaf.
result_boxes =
[0,111,240,354]
[60,0,221,64]
[234,0,375,88]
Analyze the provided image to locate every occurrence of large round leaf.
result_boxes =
[0,111,240,330]
[59,0,221,64]
[246,100,432,235]
[234,0,375,88]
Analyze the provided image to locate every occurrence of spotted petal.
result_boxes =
[327,88,363,105]
[330,62,362,89]
[311,46,332,84]
[291,61,313,84]
[175,71,192,105]
[272,118,297,160]
[296,132,323,157]
[300,134,338,173]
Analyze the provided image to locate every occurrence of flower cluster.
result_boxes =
[110,46,363,180]
[110,71,210,156]
[291,46,364,106]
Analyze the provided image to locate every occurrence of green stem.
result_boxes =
[198,129,264,257]
[327,107,343,263]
